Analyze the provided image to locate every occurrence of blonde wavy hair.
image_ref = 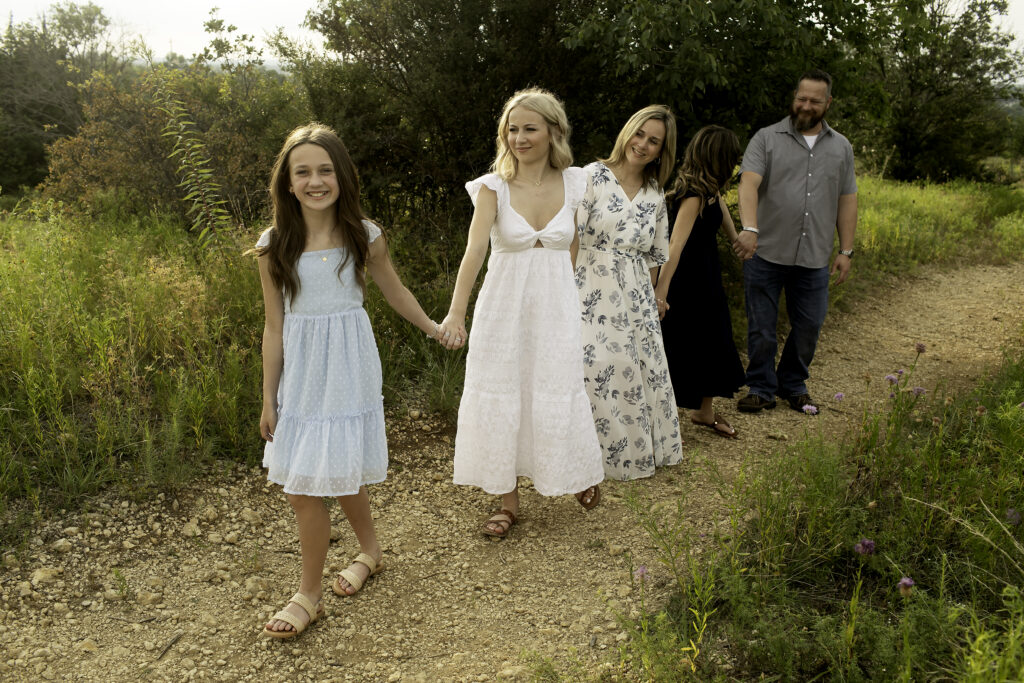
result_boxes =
[491,88,573,180]
[601,105,677,189]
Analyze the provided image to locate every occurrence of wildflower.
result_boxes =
[932,416,941,427]
[915,342,927,354]
[1019,402,1024,409]
[833,392,845,401]
[633,565,648,582]
[976,405,987,416]
[897,369,905,376]
[853,538,875,555]
[802,404,818,415]
[1007,509,1022,527]
[911,387,927,397]
[945,396,954,406]
[889,392,896,399]
[898,576,915,597]
[885,374,899,385]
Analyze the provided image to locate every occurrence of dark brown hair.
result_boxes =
[667,125,741,208]
[258,123,370,303]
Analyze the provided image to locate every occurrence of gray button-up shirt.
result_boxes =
[740,117,857,269]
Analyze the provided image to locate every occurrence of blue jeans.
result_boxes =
[743,254,830,399]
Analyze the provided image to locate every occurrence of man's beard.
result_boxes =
[790,104,828,132]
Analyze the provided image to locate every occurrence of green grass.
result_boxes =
[0,175,1022,545]
[602,342,1024,680]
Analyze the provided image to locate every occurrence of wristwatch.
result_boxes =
[839,248,854,258]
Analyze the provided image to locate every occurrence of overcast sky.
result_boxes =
[3,0,1024,59]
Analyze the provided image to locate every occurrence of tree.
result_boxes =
[0,2,130,191]
[839,0,1021,180]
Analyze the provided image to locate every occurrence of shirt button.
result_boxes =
[808,172,812,176]
[805,212,809,216]
[810,153,814,157]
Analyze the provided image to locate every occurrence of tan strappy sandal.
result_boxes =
[263,592,324,639]
[332,552,385,596]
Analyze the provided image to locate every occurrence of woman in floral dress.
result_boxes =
[575,105,683,480]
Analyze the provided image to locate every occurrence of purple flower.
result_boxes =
[833,392,845,401]
[854,538,875,555]
[802,404,818,415]
[915,342,927,354]
[911,387,927,397]
[897,369,905,376]
[889,392,896,399]
[1007,509,1022,527]
[1018,402,1024,409]
[898,576,915,597]
[885,374,899,385]
[633,565,648,582]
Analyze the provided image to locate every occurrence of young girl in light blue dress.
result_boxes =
[256,123,455,638]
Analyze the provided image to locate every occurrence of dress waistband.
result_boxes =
[580,245,645,260]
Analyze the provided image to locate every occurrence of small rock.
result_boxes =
[499,584,512,595]
[408,409,422,420]
[616,585,632,598]
[63,527,79,536]
[31,568,60,585]
[17,581,32,598]
[121,540,135,550]
[137,592,163,606]
[202,506,219,522]
[103,589,123,602]
[145,576,165,590]
[615,631,629,642]
[608,544,625,557]
[240,508,261,525]
[497,666,525,680]
[2,553,19,569]
[76,639,98,653]
[52,602,68,615]
[207,532,223,544]
[224,532,239,544]
[182,522,200,538]
[180,658,195,669]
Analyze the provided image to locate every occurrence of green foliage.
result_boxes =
[839,0,1022,180]
[0,2,131,191]
[566,0,867,139]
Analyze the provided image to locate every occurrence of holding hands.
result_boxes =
[429,315,466,350]
[732,230,757,261]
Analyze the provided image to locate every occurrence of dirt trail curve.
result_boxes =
[2,262,1023,682]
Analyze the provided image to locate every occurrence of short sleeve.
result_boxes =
[840,140,858,195]
[563,166,588,210]
[465,173,504,207]
[576,163,600,235]
[255,227,274,249]
[739,128,768,177]
[362,219,382,243]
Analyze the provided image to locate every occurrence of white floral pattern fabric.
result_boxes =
[453,169,605,496]
[575,162,683,480]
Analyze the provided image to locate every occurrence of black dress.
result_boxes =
[660,192,745,410]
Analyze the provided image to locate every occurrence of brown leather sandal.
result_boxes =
[482,509,517,538]
[575,484,601,510]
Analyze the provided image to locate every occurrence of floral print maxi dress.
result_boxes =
[575,162,683,480]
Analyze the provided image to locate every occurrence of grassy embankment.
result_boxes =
[0,178,1022,551]
[532,178,1024,680]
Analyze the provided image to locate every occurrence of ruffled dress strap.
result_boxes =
[563,166,589,211]
[362,219,383,244]
[465,173,506,207]
[256,226,274,249]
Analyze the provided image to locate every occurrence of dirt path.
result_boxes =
[2,262,1023,682]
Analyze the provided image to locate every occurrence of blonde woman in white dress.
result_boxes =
[441,88,604,538]
[575,105,684,480]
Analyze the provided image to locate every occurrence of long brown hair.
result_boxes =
[667,125,740,207]
[601,105,677,189]
[258,123,370,303]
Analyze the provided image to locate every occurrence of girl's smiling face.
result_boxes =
[625,118,665,170]
[288,143,340,213]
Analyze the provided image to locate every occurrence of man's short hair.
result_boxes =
[797,69,833,97]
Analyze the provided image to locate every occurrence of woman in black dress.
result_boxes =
[654,125,745,438]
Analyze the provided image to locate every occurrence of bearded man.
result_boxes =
[732,69,858,414]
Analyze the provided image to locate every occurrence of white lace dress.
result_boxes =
[453,168,605,496]
[256,221,388,496]
[576,162,683,480]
